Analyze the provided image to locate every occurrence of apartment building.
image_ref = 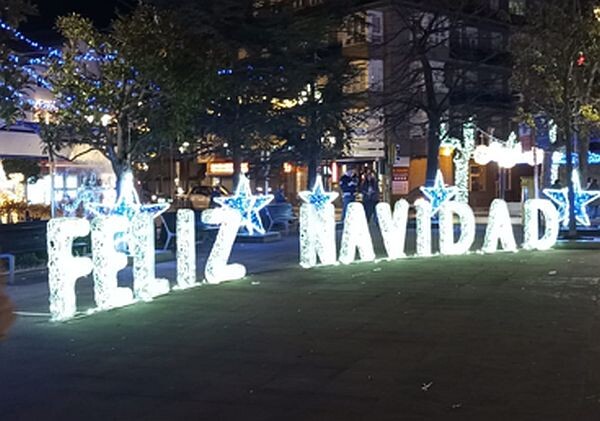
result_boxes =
[338,0,530,206]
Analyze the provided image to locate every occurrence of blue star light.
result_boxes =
[214,174,273,235]
[543,170,600,227]
[86,171,170,221]
[298,176,338,211]
[420,170,458,216]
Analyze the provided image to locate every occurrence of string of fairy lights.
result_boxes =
[0,17,235,111]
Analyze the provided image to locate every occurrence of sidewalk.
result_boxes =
[3,232,600,420]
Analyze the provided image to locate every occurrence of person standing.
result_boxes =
[209,185,222,208]
[274,184,287,203]
[361,169,380,223]
[339,169,358,222]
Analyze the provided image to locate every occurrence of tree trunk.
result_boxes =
[425,113,442,187]
[111,126,131,198]
[112,161,130,198]
[232,146,242,189]
[307,152,320,190]
[578,125,589,184]
[565,122,577,238]
[542,146,554,188]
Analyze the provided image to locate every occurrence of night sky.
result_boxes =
[22,0,136,41]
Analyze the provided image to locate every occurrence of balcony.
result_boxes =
[450,89,514,109]
[450,44,512,67]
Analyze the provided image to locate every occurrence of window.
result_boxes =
[339,13,366,47]
[509,0,526,15]
[367,10,384,44]
[368,59,383,92]
[409,110,428,140]
[292,0,323,8]
[421,13,449,47]
[465,70,478,90]
[431,60,447,93]
[464,26,478,48]
[65,175,78,190]
[344,60,368,93]
[408,60,445,92]
[53,173,81,201]
[409,61,425,91]
[500,168,512,193]
[469,165,486,192]
[490,31,503,50]
[367,110,384,141]
[491,73,504,93]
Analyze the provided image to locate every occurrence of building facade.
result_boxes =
[337,0,532,208]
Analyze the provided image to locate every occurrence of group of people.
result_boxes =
[340,168,380,223]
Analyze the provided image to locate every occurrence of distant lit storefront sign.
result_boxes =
[392,167,409,195]
[207,162,249,176]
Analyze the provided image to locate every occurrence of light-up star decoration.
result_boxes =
[298,176,338,211]
[420,170,458,216]
[86,171,170,221]
[214,174,273,235]
[543,170,600,227]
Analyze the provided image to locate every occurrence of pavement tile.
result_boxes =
[3,241,600,419]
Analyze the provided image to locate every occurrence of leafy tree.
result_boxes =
[512,0,600,236]
[273,1,360,188]
[0,0,37,124]
[1,158,40,182]
[148,0,291,186]
[41,6,213,188]
[148,0,359,188]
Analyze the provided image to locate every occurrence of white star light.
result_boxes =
[214,174,273,235]
[86,171,170,221]
[298,176,338,211]
[420,170,458,216]
[543,170,600,227]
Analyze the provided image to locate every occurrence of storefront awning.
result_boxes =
[0,130,46,158]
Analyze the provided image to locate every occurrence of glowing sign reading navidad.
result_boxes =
[46,175,560,321]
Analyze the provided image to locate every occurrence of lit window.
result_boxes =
[367,10,384,44]
[368,59,383,92]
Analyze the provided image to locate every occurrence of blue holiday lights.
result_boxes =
[298,176,338,211]
[214,174,274,235]
[86,171,169,221]
[543,170,600,227]
[420,170,458,216]
[552,151,600,165]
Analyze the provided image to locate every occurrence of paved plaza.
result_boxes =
[2,234,600,420]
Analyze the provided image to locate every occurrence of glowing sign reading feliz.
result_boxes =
[46,175,562,321]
